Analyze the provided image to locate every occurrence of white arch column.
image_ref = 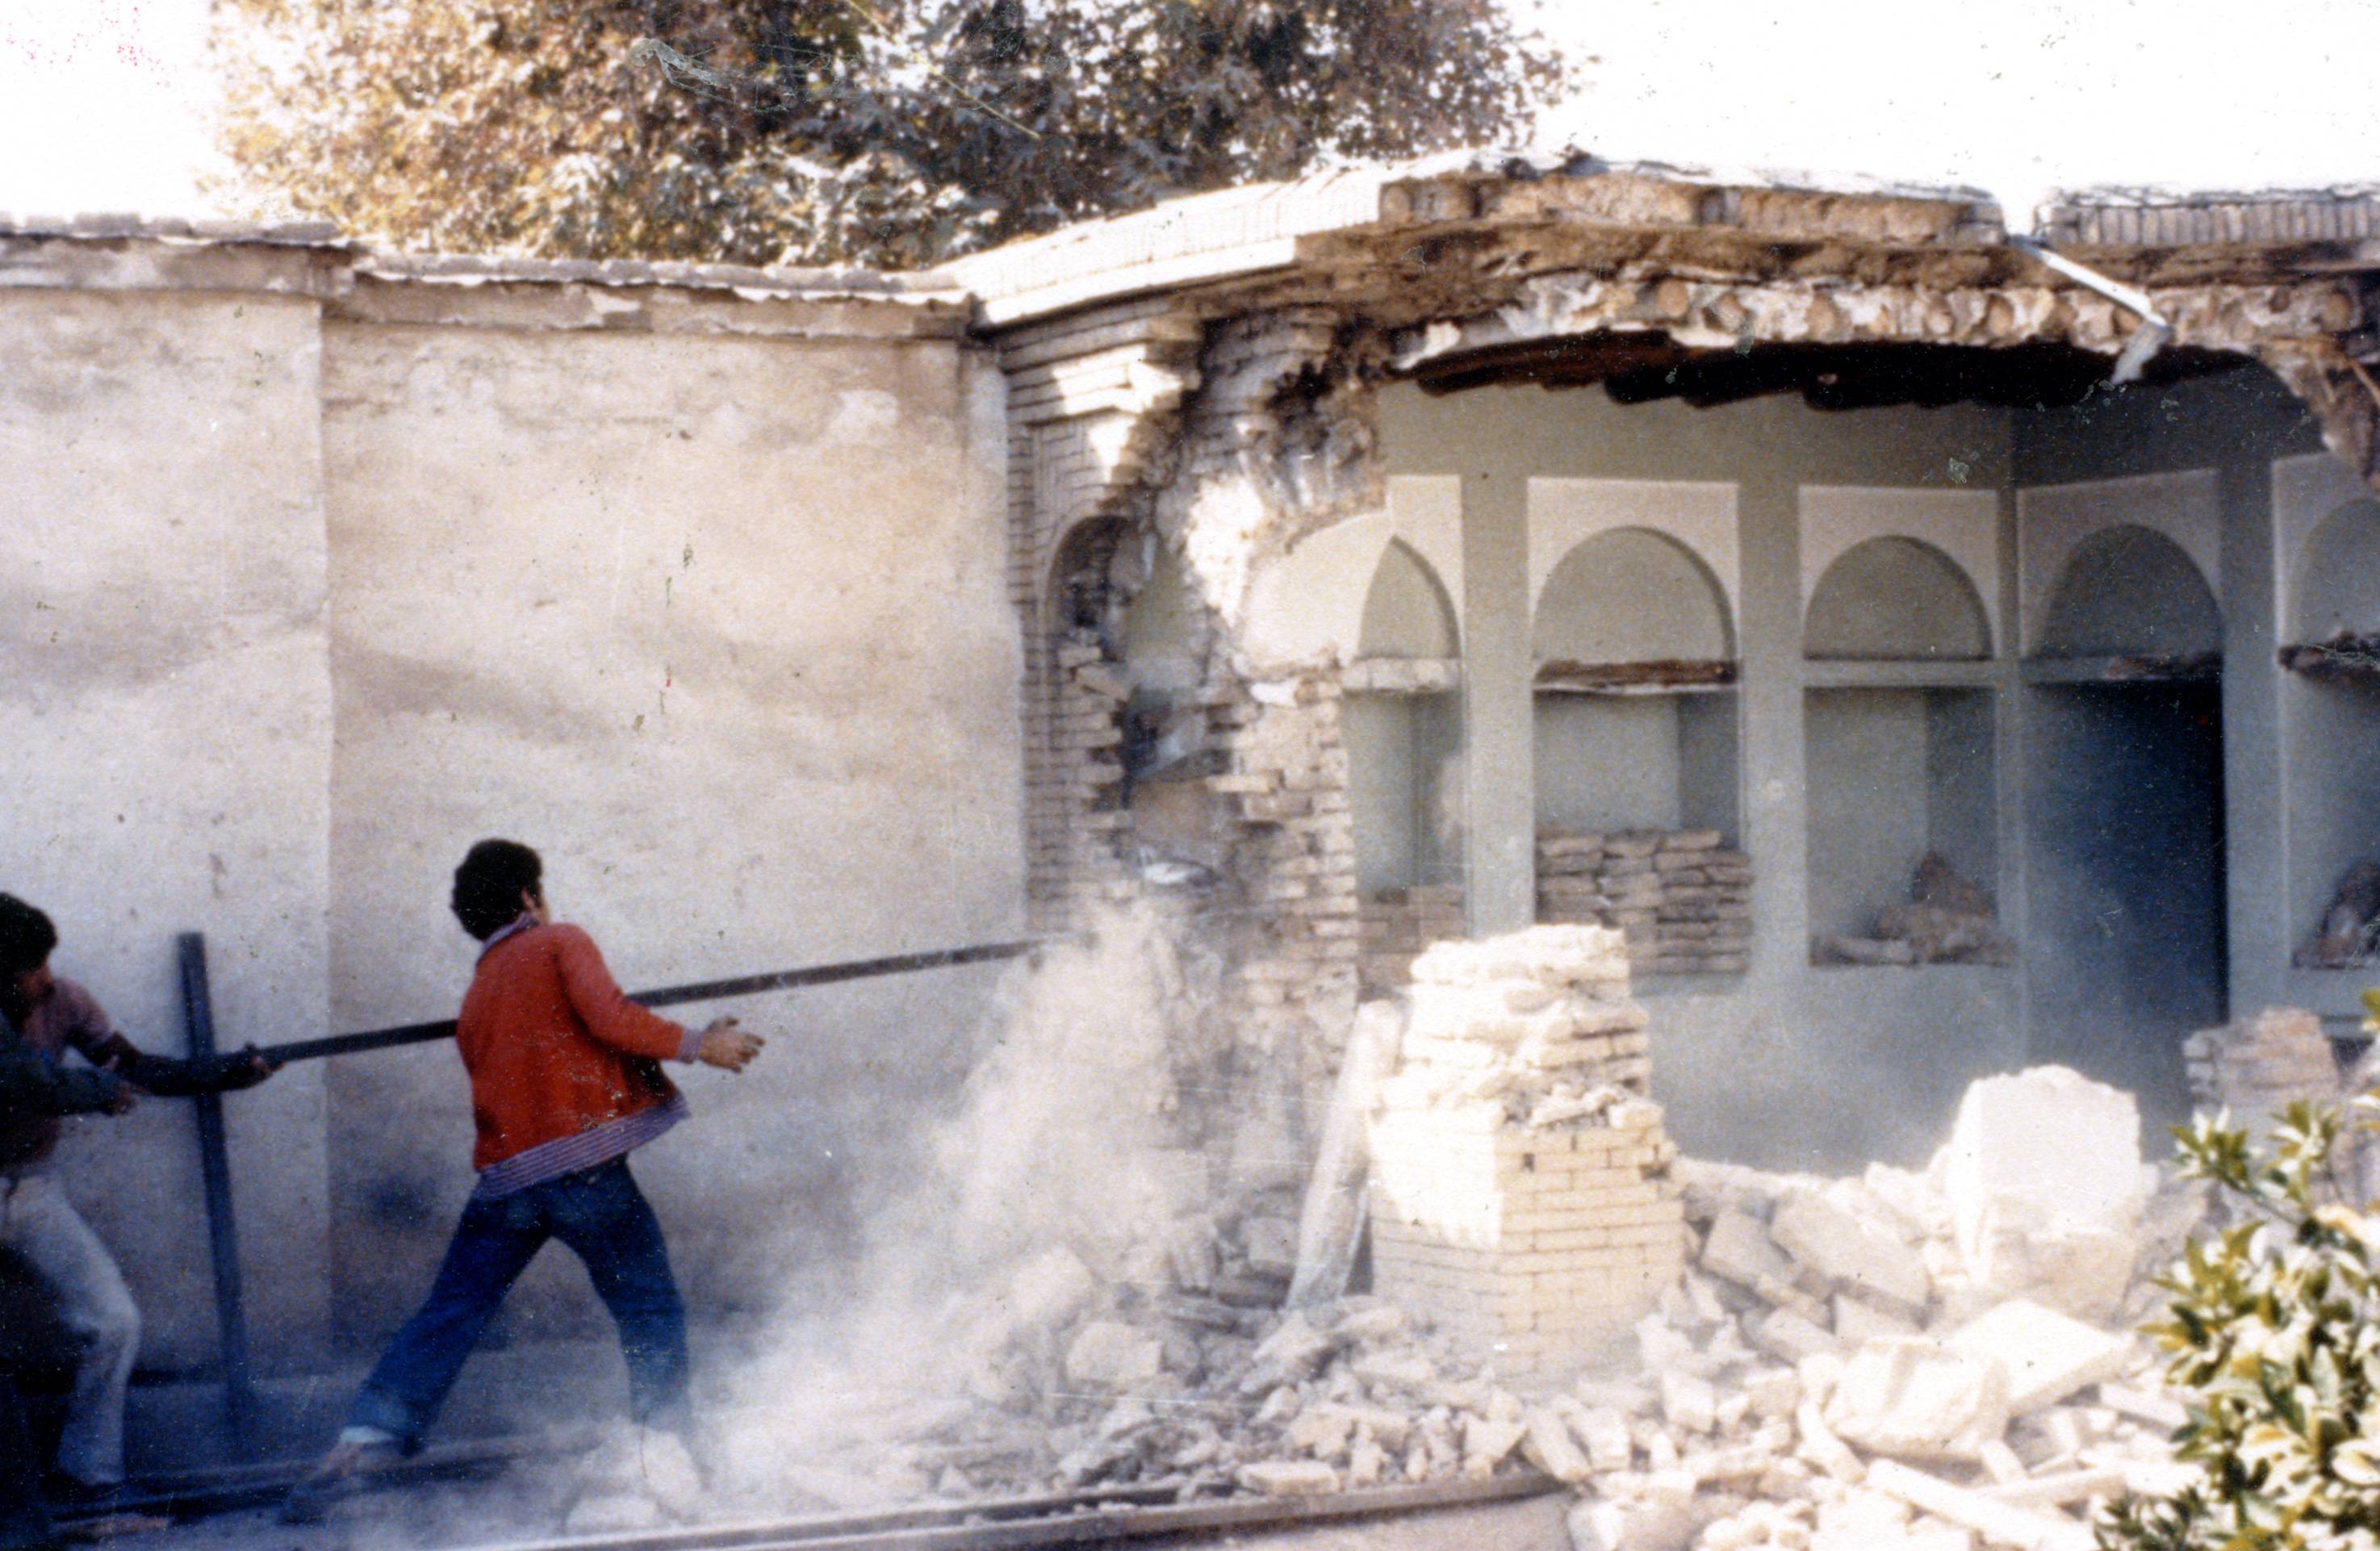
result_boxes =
[1461,469,1536,935]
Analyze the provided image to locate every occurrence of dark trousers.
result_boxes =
[349,1158,688,1445]
[0,1376,52,1550]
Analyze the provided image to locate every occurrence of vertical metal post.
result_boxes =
[176,933,254,1444]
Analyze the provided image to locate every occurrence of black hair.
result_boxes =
[0,894,58,978]
[450,840,543,941]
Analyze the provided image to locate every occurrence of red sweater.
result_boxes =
[456,922,688,1172]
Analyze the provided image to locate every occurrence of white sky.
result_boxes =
[1,0,2375,226]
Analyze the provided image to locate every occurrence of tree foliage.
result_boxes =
[215,0,1571,269]
[2100,1079,2380,1550]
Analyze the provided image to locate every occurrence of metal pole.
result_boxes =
[258,936,1052,1067]
[175,933,254,1445]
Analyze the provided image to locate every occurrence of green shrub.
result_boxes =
[2099,990,2380,1549]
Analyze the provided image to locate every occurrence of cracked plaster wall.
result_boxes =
[319,321,1022,1344]
[0,286,335,1372]
[0,265,1018,1384]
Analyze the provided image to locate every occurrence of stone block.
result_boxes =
[1864,1459,2094,1551]
[1523,1405,1594,1484]
[1748,1309,1840,1365]
[1064,1321,1166,1390]
[1936,1068,2147,1321]
[1237,1460,1341,1496]
[1003,1246,1101,1333]
[1826,1338,2010,1463]
[1560,1401,1636,1471]
[1660,1369,1718,1434]
[1944,1300,2132,1415]
[1461,1413,1527,1478]
[1566,1472,1704,1551]
[1700,1208,1793,1291]
[1771,1191,1932,1318]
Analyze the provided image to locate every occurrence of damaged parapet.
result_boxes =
[1366,925,1684,1382]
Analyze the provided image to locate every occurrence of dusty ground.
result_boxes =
[103,1481,1569,1551]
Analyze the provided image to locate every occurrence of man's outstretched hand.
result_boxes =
[695,1017,764,1072]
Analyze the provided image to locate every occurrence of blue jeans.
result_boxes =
[349,1158,688,1446]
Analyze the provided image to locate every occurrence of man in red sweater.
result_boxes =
[285,840,762,1521]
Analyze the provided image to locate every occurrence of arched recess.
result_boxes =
[1802,539,2000,969]
[2039,525,2221,659]
[1805,537,1993,662]
[2290,496,2380,644]
[1044,516,1135,644]
[1039,519,1227,866]
[1123,541,1204,692]
[1534,527,1736,668]
[1529,529,1745,975]
[1345,540,1465,980]
[2022,523,2227,1118]
[1359,539,1460,659]
[2282,497,2380,969]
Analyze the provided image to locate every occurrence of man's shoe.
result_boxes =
[278,1440,401,1525]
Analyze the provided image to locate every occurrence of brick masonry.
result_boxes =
[1537,828,1754,977]
[1367,926,1686,1384]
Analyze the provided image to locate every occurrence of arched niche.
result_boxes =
[2280,498,2380,969]
[2039,525,2220,659]
[1044,516,1134,642]
[1358,540,1460,660]
[1534,527,1734,667]
[2290,496,2380,644]
[1123,542,1204,692]
[1805,537,1992,661]
[1346,540,1466,970]
[1529,530,1743,974]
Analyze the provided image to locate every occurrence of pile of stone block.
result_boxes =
[701,1060,2210,1551]
[1365,925,1686,1384]
[1357,883,1466,993]
[1537,829,1752,976]
[1549,1064,2206,1551]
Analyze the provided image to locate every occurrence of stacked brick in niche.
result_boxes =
[1367,925,1685,1383]
[1357,884,1466,995]
[1537,828,1752,976]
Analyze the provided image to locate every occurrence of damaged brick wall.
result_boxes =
[1002,304,1391,1194]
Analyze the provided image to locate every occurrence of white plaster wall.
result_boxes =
[2017,470,2221,654]
[1805,690,1930,939]
[1535,698,1683,833]
[1239,474,1462,667]
[316,324,1021,1337]
[1532,528,1734,664]
[0,288,335,1369]
[1800,486,2001,653]
[2274,450,2378,642]
[1527,478,1739,621]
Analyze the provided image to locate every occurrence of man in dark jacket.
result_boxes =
[0,893,271,1510]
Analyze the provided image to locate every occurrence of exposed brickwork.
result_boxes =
[1359,885,1466,996]
[1537,829,1754,977]
[1368,927,1685,1383]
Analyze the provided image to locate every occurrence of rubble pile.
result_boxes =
[1813,853,2014,968]
[1367,925,1686,1382]
[1537,830,1753,977]
[1544,1064,2208,1551]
